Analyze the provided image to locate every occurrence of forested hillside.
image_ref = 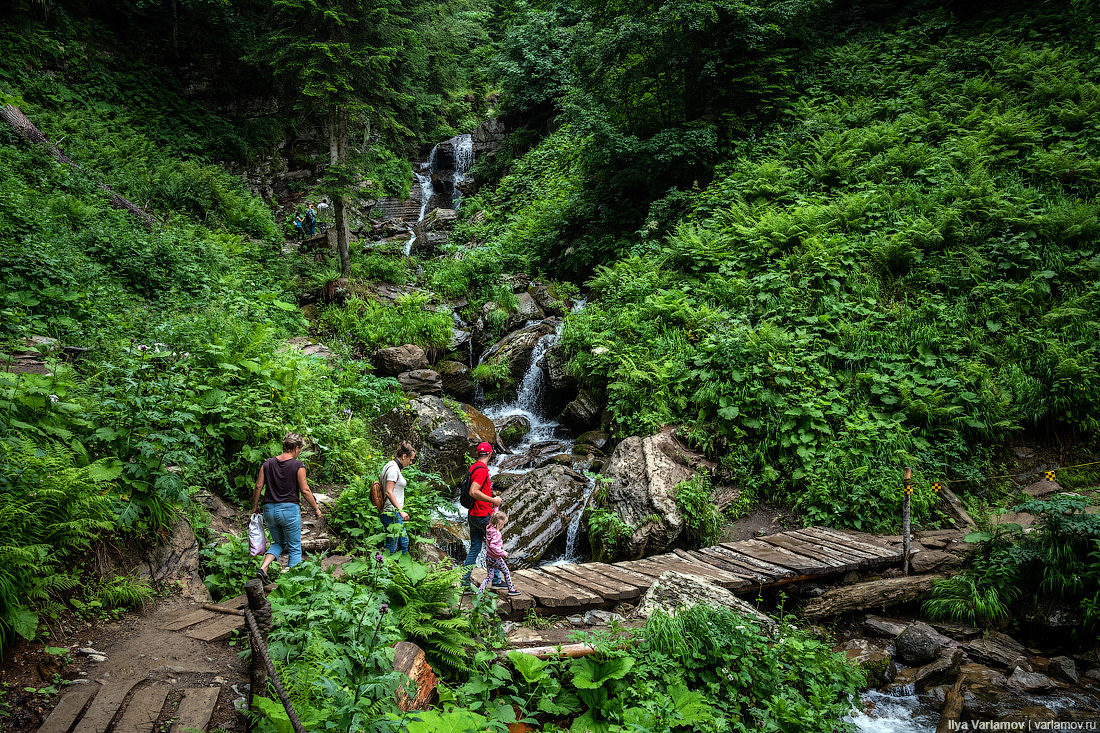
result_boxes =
[456,0,1100,531]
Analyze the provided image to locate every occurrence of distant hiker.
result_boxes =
[293,214,304,240]
[317,198,330,221]
[462,442,502,589]
[477,510,520,595]
[379,441,416,556]
[305,204,317,235]
[251,433,324,583]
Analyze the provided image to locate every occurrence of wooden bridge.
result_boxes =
[471,525,906,616]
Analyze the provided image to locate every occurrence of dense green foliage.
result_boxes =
[456,1,1100,532]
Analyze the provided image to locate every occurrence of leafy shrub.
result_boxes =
[923,573,1017,628]
[318,294,453,352]
[200,533,278,602]
[96,575,155,612]
[674,471,722,547]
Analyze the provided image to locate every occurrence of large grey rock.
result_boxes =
[373,344,429,376]
[515,292,545,320]
[895,622,953,665]
[482,320,558,382]
[964,630,1028,668]
[636,571,776,633]
[864,615,908,638]
[1048,656,1079,684]
[539,341,575,391]
[528,283,573,317]
[409,396,498,482]
[496,415,532,448]
[557,388,602,432]
[590,426,711,561]
[914,648,963,691]
[472,117,508,156]
[398,369,443,395]
[1006,667,1058,692]
[500,465,592,567]
[436,361,475,401]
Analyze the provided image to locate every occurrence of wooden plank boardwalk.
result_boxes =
[470,525,903,615]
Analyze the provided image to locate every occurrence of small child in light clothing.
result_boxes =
[478,510,520,595]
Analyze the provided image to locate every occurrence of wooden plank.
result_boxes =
[513,569,601,607]
[159,609,217,631]
[696,548,776,584]
[627,556,747,590]
[730,539,829,574]
[712,545,797,580]
[563,565,646,600]
[222,593,249,609]
[579,563,653,594]
[74,678,143,733]
[36,683,98,733]
[523,570,604,606]
[802,527,899,560]
[542,565,632,601]
[788,529,885,565]
[787,529,881,561]
[669,549,753,588]
[761,533,855,571]
[184,613,245,642]
[606,561,663,582]
[688,549,772,584]
[170,687,221,733]
[113,684,170,733]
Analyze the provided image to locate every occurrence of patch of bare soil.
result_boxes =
[0,594,248,733]
[718,505,803,543]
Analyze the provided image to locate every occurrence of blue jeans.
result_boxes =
[463,513,491,584]
[381,511,409,555]
[263,502,303,567]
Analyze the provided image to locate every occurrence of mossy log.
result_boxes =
[801,574,945,619]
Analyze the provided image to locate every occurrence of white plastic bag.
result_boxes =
[248,512,267,556]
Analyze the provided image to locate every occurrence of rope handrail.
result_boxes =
[245,581,306,733]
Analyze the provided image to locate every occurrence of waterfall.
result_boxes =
[405,135,474,257]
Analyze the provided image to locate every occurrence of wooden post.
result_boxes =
[245,578,272,723]
[902,466,912,576]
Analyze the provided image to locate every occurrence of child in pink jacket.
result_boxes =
[478,510,520,595]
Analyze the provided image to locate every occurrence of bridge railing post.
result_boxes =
[902,466,912,576]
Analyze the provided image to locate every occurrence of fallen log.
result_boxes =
[1,104,158,230]
[202,603,245,616]
[801,574,945,619]
[501,643,599,659]
[935,677,966,733]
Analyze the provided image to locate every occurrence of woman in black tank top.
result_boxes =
[250,433,323,582]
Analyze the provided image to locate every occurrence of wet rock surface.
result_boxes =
[636,571,775,632]
[497,464,591,566]
[895,621,954,665]
[373,344,430,376]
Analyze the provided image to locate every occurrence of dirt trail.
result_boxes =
[3,595,249,733]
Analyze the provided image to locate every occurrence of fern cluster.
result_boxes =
[386,559,479,677]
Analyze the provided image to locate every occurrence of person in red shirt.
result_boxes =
[462,442,502,588]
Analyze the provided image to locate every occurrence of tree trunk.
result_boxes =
[1,104,158,230]
[327,105,351,275]
[801,574,945,619]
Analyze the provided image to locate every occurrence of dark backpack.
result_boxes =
[305,208,316,223]
[457,464,479,510]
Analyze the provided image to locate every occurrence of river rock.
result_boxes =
[500,465,591,566]
[636,571,776,633]
[516,292,545,320]
[398,369,443,395]
[833,639,896,687]
[1048,655,1079,684]
[373,344,430,376]
[436,361,475,401]
[575,430,609,452]
[590,426,711,561]
[1006,667,1058,692]
[528,283,572,317]
[490,472,525,494]
[557,388,602,432]
[910,549,961,573]
[481,320,559,383]
[964,630,1027,668]
[864,615,908,638]
[895,622,953,665]
[496,415,532,448]
[409,396,498,481]
[915,648,963,691]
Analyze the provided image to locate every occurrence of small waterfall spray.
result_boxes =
[405,135,474,256]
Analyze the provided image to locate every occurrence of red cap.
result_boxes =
[476,442,493,454]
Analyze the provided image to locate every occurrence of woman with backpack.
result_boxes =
[379,441,416,555]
